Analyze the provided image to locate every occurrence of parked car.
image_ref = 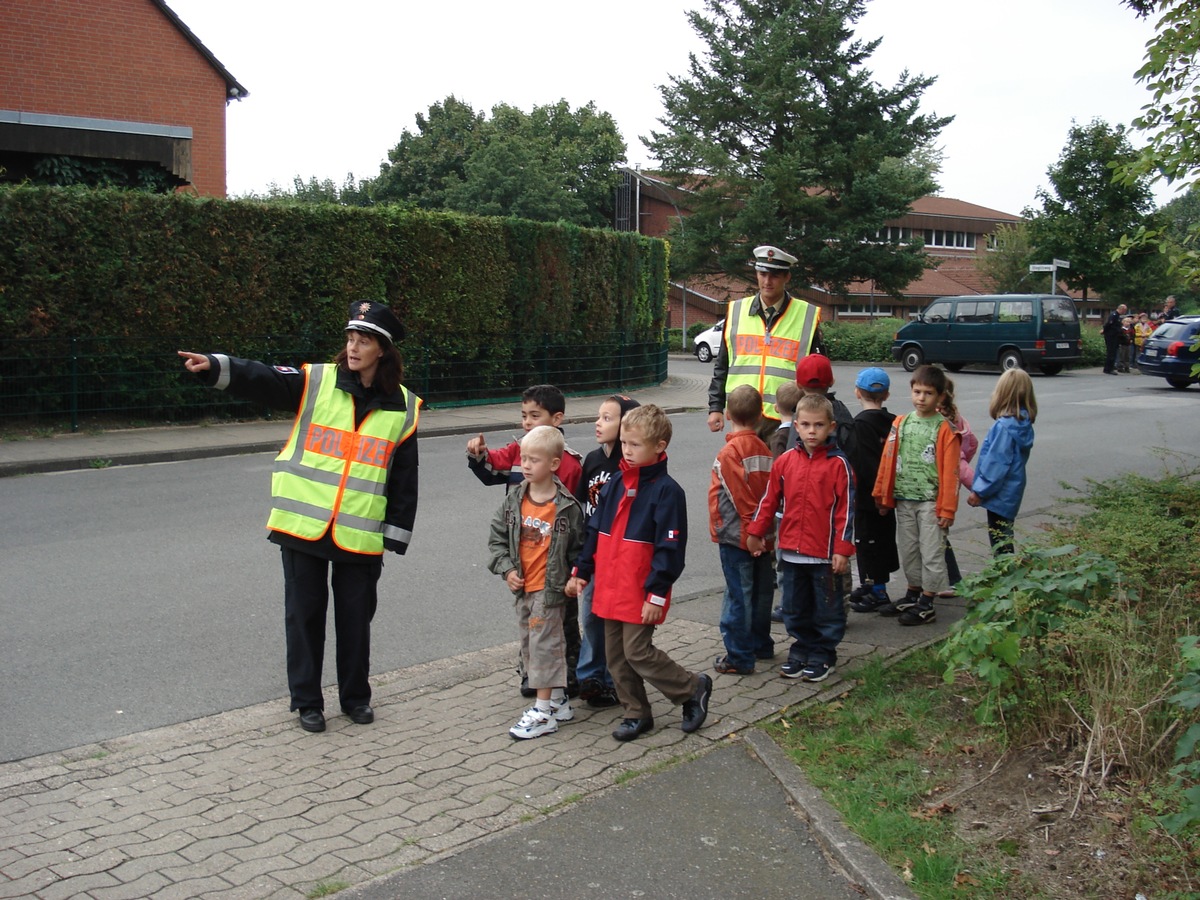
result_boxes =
[1136,315,1200,389]
[693,320,724,363]
[891,294,1081,374]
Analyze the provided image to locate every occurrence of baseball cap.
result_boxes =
[854,367,890,392]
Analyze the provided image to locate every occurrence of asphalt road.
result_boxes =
[1,360,1194,762]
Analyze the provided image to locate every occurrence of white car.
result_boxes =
[693,320,724,363]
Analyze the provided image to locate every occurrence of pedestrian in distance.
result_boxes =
[968,369,1038,556]
[746,394,855,684]
[871,365,962,626]
[566,405,713,742]
[1102,304,1129,374]
[178,300,419,734]
[487,426,585,740]
[709,384,776,675]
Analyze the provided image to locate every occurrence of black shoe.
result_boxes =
[587,686,620,709]
[298,708,325,733]
[779,659,806,679]
[681,673,713,733]
[850,589,892,613]
[898,599,937,626]
[878,588,920,617]
[578,676,603,702]
[344,705,374,724]
[612,717,654,741]
[848,582,874,601]
[770,605,784,623]
[713,655,754,675]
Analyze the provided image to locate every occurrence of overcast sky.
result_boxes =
[165,0,1171,216]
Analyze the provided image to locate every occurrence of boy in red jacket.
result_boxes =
[566,405,713,742]
[747,394,854,683]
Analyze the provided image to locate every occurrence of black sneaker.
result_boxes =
[587,686,620,709]
[848,582,874,601]
[849,588,892,613]
[779,659,806,679]
[680,673,713,733]
[898,600,937,626]
[578,676,604,703]
[770,605,785,623]
[800,661,834,682]
[878,588,920,617]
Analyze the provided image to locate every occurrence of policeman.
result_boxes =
[179,300,419,733]
[706,245,824,437]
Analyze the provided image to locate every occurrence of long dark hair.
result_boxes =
[335,340,404,396]
[911,364,957,424]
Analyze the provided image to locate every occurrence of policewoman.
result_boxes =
[706,245,824,437]
[178,301,419,734]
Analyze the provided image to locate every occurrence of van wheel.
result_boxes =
[1167,376,1194,389]
[999,349,1024,371]
[945,363,964,372]
[1040,363,1064,375]
[901,346,924,372]
[696,344,713,363]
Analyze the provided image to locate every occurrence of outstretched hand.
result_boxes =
[178,351,210,373]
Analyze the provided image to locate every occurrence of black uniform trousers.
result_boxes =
[280,545,382,712]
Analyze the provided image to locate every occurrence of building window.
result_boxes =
[842,303,894,316]
[921,229,976,249]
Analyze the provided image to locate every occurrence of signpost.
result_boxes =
[1030,259,1070,294]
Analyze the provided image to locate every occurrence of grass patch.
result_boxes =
[305,880,349,898]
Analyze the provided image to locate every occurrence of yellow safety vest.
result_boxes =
[724,294,820,418]
[267,364,419,555]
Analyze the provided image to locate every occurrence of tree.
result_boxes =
[242,174,371,206]
[369,96,626,227]
[1026,118,1168,304]
[644,0,952,296]
[1113,0,1200,287]
[977,222,1038,294]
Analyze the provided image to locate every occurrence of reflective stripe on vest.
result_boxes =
[724,294,820,417]
[267,364,419,554]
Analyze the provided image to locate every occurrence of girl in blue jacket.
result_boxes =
[968,369,1037,555]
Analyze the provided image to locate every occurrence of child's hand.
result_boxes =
[565,576,586,598]
[876,503,890,516]
[746,534,765,557]
[831,553,850,575]
[504,569,524,591]
[937,516,953,529]
[466,433,487,456]
[967,491,981,507]
[641,601,665,624]
[177,350,210,373]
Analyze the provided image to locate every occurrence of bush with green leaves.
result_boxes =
[821,318,905,362]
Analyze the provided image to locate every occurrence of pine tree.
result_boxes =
[645,0,951,295]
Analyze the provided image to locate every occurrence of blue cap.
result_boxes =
[854,367,890,392]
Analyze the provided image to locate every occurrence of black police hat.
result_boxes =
[345,300,405,345]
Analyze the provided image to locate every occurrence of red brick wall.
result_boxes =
[0,0,229,196]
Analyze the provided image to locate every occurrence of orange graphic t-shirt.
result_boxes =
[518,494,556,592]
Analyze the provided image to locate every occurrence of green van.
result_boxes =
[891,294,1082,375]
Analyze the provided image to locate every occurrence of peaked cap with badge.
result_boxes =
[345,300,405,345]
[751,245,797,273]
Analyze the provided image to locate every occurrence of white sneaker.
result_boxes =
[550,698,574,723]
[509,707,558,740]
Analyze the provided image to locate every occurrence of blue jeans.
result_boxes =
[575,581,613,687]
[780,560,846,668]
[718,544,776,670]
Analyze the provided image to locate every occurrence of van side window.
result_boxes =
[998,300,1033,323]
[955,301,995,323]
[1042,297,1079,323]
[925,301,953,323]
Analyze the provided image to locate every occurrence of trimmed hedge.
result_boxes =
[0,186,668,420]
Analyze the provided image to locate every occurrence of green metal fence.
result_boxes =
[0,334,669,432]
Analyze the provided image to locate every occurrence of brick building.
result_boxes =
[0,0,246,197]
[616,169,1025,329]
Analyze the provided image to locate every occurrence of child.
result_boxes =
[795,353,856,458]
[1118,316,1135,373]
[968,369,1037,556]
[467,384,583,493]
[709,385,775,675]
[871,365,961,626]
[566,405,713,742]
[768,381,802,624]
[488,426,585,739]
[746,394,854,683]
[573,394,641,708]
[847,368,899,613]
[1134,313,1154,365]
[467,383,583,697]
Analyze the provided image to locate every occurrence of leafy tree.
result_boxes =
[644,0,952,296]
[369,96,625,227]
[241,173,371,206]
[977,222,1038,293]
[1026,118,1168,304]
[1114,1,1200,287]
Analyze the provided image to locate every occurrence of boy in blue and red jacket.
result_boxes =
[566,405,713,743]
[747,394,855,684]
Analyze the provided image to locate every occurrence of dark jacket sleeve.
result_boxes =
[382,427,419,555]
[707,322,731,414]
[196,354,306,411]
[645,481,688,599]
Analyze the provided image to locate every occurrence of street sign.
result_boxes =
[1052,259,1071,268]
[1029,264,1054,272]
